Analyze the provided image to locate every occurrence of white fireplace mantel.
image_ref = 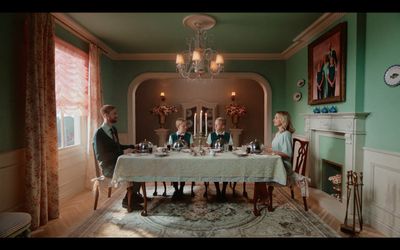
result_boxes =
[302,112,370,221]
[303,112,370,178]
[303,112,370,136]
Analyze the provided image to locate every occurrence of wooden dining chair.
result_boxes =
[254,138,310,215]
[290,138,309,211]
[92,143,113,210]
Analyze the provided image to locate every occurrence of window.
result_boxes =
[55,37,88,149]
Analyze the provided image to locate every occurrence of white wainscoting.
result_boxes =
[0,149,25,212]
[364,147,400,237]
[58,145,87,201]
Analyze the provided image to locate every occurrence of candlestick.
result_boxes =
[199,110,203,134]
[205,112,208,135]
[194,112,197,137]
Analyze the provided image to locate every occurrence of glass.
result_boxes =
[167,144,171,151]
[228,145,233,151]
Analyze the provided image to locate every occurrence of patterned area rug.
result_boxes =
[70,184,339,237]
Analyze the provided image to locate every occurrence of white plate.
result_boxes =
[234,151,248,157]
[154,152,169,157]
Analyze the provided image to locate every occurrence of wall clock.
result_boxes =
[384,65,400,87]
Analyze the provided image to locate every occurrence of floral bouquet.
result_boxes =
[150,104,178,116]
[328,174,342,185]
[225,103,247,117]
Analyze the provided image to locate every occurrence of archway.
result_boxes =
[127,73,272,146]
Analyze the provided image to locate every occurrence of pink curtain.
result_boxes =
[55,37,89,116]
[86,43,103,188]
[24,13,59,230]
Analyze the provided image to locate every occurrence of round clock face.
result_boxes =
[384,65,400,87]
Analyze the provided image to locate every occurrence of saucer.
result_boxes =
[154,152,168,157]
[233,151,248,157]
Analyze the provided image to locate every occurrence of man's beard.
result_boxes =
[110,118,118,124]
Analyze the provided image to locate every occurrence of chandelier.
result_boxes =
[176,14,224,80]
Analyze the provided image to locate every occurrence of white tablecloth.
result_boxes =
[111,151,287,186]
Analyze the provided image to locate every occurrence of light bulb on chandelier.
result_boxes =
[176,14,224,80]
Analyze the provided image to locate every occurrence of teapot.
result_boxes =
[172,138,188,151]
[137,139,153,153]
[248,139,262,154]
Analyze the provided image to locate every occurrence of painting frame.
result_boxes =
[308,22,347,105]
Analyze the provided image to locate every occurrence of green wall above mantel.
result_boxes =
[285,13,400,153]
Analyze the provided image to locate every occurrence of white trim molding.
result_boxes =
[127,72,272,146]
[363,147,400,236]
[281,13,346,59]
[52,12,344,61]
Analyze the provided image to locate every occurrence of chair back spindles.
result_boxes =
[291,138,309,176]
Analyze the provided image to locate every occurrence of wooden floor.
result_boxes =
[32,184,384,237]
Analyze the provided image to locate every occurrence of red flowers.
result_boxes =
[225,103,247,117]
[150,105,178,116]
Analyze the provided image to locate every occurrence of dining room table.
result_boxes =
[111,148,287,216]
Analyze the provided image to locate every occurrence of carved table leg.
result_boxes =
[232,182,237,197]
[162,182,167,197]
[253,182,268,216]
[127,183,133,213]
[153,181,158,196]
[141,182,148,216]
[203,182,209,198]
[268,186,274,212]
[243,182,248,198]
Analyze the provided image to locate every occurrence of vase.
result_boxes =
[158,114,166,128]
[231,115,239,128]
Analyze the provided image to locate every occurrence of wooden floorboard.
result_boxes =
[31,183,384,237]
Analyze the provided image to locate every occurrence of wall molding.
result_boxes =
[52,12,345,61]
[0,149,25,212]
[363,147,400,236]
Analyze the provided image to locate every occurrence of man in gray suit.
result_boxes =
[93,104,143,210]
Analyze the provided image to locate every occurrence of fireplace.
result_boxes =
[321,159,343,202]
[302,112,369,221]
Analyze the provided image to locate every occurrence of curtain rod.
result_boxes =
[52,14,108,55]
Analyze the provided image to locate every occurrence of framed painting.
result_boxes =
[308,22,347,105]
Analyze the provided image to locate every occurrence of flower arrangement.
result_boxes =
[328,174,342,185]
[225,103,247,117]
[150,104,178,116]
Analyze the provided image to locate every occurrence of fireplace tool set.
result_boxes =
[340,170,363,235]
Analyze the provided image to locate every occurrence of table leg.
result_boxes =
[268,186,274,212]
[127,183,133,213]
[141,182,148,216]
[253,182,268,216]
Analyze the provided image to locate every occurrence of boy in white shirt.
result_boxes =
[206,117,233,201]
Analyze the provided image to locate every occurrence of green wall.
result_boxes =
[285,13,366,136]
[0,14,89,152]
[2,13,399,154]
[319,136,345,166]
[100,59,286,133]
[284,13,400,153]
[364,13,400,152]
[0,13,25,152]
[55,24,89,52]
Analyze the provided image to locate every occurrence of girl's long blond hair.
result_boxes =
[276,111,295,133]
